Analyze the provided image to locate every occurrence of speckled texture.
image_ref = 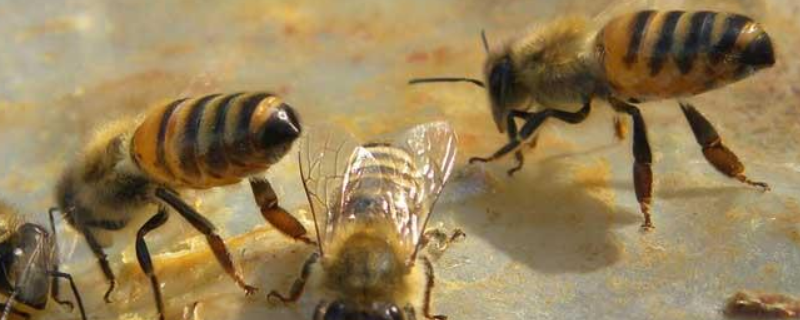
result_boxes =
[0,0,798,319]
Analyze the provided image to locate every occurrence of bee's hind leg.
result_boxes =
[155,188,258,296]
[609,98,654,231]
[249,178,314,245]
[679,102,770,190]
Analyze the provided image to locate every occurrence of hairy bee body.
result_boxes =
[322,222,423,308]
[132,92,299,189]
[598,10,774,101]
[322,144,424,305]
[410,10,775,229]
[274,122,458,319]
[56,91,301,320]
[58,92,300,244]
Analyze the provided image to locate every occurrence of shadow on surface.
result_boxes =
[449,155,639,274]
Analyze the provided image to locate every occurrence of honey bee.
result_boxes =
[0,201,86,320]
[55,92,308,320]
[726,291,800,318]
[410,10,775,230]
[269,122,459,320]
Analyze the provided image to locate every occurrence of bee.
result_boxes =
[726,291,800,318]
[55,92,308,320]
[269,122,460,320]
[0,200,87,320]
[410,10,775,230]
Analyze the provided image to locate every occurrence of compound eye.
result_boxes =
[324,301,347,320]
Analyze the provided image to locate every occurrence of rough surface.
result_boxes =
[0,0,797,319]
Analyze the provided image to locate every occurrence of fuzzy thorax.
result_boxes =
[496,15,603,110]
[55,117,156,246]
[320,221,425,308]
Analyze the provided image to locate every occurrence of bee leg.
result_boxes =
[155,188,258,295]
[609,98,654,231]
[614,116,628,141]
[507,151,525,176]
[470,101,592,176]
[469,110,530,167]
[508,135,539,175]
[421,257,447,320]
[47,208,74,310]
[268,252,320,304]
[421,228,466,255]
[135,207,170,320]
[81,227,117,302]
[48,271,88,320]
[249,178,314,245]
[679,102,770,191]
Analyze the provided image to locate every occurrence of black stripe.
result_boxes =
[649,11,684,76]
[230,93,271,164]
[709,14,751,65]
[179,94,221,179]
[624,10,656,66]
[676,11,715,74]
[363,142,391,148]
[156,98,187,179]
[206,93,243,177]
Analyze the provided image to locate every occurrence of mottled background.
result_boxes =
[0,0,798,319]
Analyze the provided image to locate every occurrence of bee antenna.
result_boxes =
[408,77,485,88]
[481,29,490,53]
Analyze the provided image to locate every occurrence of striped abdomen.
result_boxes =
[131,92,301,189]
[339,144,421,224]
[597,10,775,100]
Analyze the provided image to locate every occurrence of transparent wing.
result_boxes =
[298,124,361,255]
[298,121,458,260]
[591,0,654,25]
[388,121,458,262]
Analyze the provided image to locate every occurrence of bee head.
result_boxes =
[484,54,525,133]
[407,30,526,133]
[258,102,302,163]
[315,300,406,320]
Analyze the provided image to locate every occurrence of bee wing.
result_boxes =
[298,124,361,255]
[591,0,654,25]
[299,122,458,259]
[10,221,54,307]
[388,121,458,263]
